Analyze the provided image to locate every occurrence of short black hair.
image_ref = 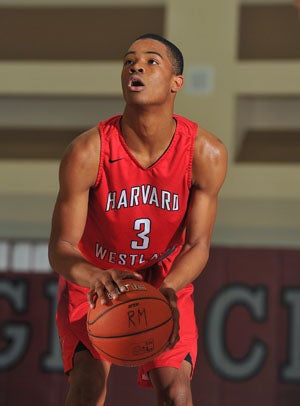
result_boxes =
[134,33,184,75]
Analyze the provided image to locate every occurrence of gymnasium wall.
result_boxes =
[1,246,299,405]
[0,0,299,405]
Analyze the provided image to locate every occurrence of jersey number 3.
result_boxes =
[131,218,151,250]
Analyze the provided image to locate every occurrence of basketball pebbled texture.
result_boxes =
[87,279,173,366]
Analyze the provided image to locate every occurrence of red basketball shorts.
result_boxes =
[56,277,198,388]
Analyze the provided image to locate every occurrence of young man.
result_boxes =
[48,33,227,405]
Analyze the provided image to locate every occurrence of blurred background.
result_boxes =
[0,0,299,405]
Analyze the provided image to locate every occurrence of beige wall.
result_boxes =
[0,0,299,247]
[167,0,300,247]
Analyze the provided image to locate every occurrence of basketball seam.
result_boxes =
[88,316,173,339]
[87,296,170,325]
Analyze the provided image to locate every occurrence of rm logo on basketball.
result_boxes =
[127,306,148,328]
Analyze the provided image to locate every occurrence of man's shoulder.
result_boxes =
[193,126,227,173]
[61,126,100,166]
[195,126,226,151]
[192,126,227,189]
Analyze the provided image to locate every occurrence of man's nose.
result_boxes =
[129,66,144,74]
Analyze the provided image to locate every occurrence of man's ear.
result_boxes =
[171,75,184,93]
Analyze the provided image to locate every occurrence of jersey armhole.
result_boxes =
[187,123,198,189]
[92,123,103,188]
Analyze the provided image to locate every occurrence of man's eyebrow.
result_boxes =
[123,50,164,59]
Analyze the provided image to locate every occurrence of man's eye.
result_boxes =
[124,60,133,66]
[149,59,158,65]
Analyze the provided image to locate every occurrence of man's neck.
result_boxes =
[121,106,176,168]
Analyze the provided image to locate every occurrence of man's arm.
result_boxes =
[48,127,99,284]
[48,127,142,305]
[160,127,227,293]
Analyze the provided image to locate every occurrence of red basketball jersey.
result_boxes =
[78,114,198,271]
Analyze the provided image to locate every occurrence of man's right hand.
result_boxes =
[87,269,143,307]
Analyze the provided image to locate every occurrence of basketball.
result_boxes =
[87,279,173,366]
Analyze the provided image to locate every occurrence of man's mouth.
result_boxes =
[128,76,145,90]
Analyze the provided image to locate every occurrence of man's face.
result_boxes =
[121,38,182,107]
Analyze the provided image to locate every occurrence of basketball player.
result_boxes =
[48,33,227,405]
